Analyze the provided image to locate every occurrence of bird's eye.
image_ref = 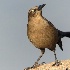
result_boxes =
[31,9,36,12]
[31,9,34,12]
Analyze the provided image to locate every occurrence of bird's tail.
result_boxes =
[58,30,70,38]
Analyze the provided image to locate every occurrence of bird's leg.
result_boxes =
[54,50,58,64]
[52,50,62,66]
[24,48,45,70]
[32,48,45,68]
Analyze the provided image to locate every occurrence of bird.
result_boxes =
[27,4,70,68]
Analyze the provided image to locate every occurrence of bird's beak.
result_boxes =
[38,4,46,10]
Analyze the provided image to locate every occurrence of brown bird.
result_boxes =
[27,4,70,68]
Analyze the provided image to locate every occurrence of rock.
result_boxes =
[24,59,70,70]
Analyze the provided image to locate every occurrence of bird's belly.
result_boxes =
[27,27,58,51]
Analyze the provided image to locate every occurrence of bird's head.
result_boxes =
[28,4,46,19]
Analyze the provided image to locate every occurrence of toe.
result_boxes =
[52,61,62,66]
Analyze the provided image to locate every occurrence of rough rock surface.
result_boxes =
[26,59,70,70]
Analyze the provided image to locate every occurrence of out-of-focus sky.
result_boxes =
[0,0,70,70]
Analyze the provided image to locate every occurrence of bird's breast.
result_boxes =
[27,21,58,51]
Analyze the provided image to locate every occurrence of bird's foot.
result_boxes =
[24,62,46,70]
[24,67,32,70]
[32,62,40,68]
[52,60,62,66]
[40,62,46,65]
[24,62,40,70]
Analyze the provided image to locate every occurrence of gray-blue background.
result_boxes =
[0,0,70,70]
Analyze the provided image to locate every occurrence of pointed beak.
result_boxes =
[38,4,46,10]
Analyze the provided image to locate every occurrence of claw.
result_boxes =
[32,62,40,68]
[41,62,46,65]
[24,61,46,70]
[52,60,62,66]
[24,67,32,70]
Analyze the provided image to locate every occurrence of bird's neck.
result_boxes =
[28,15,42,22]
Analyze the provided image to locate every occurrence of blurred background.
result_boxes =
[0,0,70,70]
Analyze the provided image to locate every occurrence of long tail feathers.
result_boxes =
[57,29,70,51]
[58,30,70,38]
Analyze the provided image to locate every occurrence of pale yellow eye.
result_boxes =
[31,9,34,12]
